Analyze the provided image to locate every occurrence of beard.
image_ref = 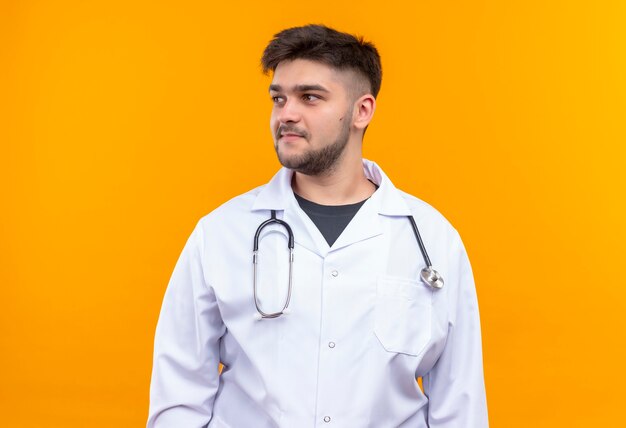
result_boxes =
[274,108,353,176]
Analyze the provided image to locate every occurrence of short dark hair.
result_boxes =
[261,24,382,98]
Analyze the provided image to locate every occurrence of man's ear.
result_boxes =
[352,94,376,132]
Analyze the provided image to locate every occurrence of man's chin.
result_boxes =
[280,160,323,176]
[277,156,304,171]
[276,149,304,169]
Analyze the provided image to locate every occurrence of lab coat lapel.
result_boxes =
[283,201,330,257]
[251,166,329,258]
[331,159,412,252]
[329,195,383,252]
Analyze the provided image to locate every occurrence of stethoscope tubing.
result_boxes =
[253,210,294,252]
[407,215,432,268]
[253,210,294,318]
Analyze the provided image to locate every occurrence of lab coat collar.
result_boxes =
[251,159,412,257]
[251,159,411,216]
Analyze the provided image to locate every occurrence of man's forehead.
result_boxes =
[270,59,353,91]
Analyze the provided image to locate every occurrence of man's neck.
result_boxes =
[291,156,377,206]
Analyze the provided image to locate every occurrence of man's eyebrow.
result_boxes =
[269,84,330,93]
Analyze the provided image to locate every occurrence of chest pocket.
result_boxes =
[374,275,433,357]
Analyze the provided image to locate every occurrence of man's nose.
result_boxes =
[276,98,301,123]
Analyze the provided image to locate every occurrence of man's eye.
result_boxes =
[303,94,320,102]
[271,96,284,104]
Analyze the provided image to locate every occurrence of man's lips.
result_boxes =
[279,133,304,141]
[276,126,307,141]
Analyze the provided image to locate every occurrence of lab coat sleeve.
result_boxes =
[147,221,225,428]
[423,230,489,427]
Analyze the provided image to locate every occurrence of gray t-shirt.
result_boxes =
[293,192,369,247]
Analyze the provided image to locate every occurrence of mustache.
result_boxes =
[276,125,309,140]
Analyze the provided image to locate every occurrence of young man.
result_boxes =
[148,25,488,427]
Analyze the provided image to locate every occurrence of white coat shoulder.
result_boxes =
[397,188,461,240]
[196,184,267,230]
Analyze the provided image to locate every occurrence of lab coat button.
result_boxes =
[331,270,339,277]
[328,342,336,348]
[324,416,331,423]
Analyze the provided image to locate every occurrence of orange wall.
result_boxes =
[1,1,625,426]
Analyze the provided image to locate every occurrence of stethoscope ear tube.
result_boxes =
[253,210,295,252]
[252,210,295,319]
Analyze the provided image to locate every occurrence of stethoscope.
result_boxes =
[252,210,444,319]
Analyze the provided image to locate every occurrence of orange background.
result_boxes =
[1,1,625,426]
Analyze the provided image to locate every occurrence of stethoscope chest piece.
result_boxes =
[420,266,444,289]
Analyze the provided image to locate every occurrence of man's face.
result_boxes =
[269,59,356,176]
